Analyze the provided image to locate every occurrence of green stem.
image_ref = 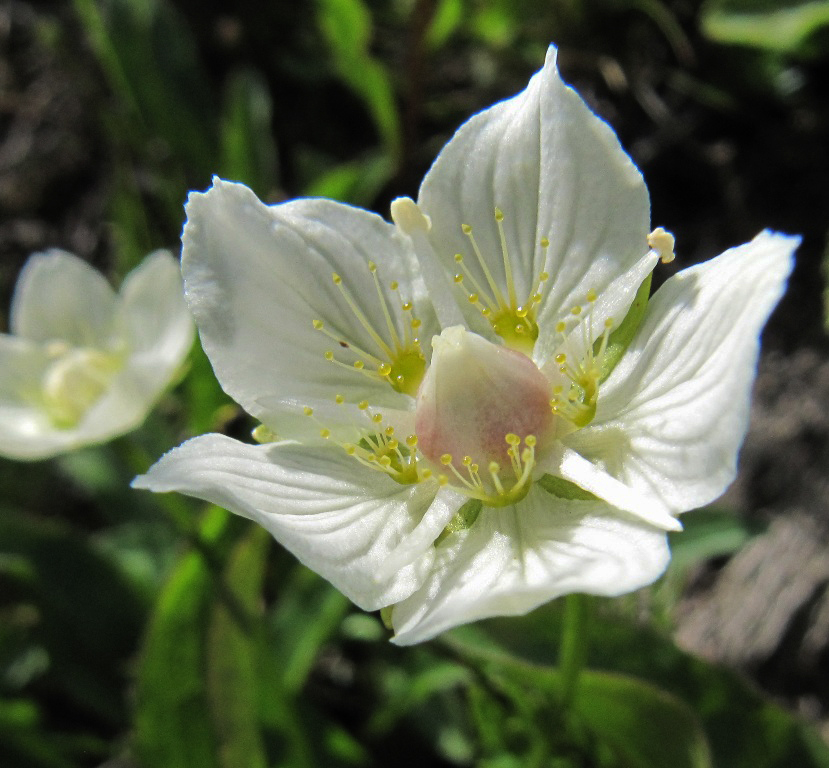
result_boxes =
[558,593,589,709]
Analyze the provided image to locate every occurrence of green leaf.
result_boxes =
[315,0,402,158]
[668,507,760,573]
[426,0,464,49]
[701,0,829,54]
[133,508,231,768]
[219,69,279,199]
[206,526,270,768]
[574,671,712,768]
[304,153,394,206]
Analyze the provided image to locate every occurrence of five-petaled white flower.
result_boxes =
[134,47,798,645]
[0,250,194,460]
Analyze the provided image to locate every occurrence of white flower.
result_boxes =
[134,47,797,645]
[0,250,194,460]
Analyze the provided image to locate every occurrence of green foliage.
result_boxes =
[701,0,829,54]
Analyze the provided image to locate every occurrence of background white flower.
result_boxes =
[135,47,797,645]
[0,250,194,460]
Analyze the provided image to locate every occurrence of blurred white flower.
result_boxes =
[135,47,797,644]
[0,250,194,460]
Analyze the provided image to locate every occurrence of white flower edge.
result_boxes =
[563,230,798,515]
[0,251,193,460]
[132,434,465,609]
[390,484,670,645]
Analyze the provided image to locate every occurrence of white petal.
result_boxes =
[10,250,118,347]
[117,251,194,377]
[418,46,649,340]
[133,435,460,610]
[390,485,669,645]
[182,179,436,428]
[566,230,798,515]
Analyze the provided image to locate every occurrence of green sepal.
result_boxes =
[435,499,483,546]
[379,605,394,630]
[596,271,653,382]
[538,474,598,502]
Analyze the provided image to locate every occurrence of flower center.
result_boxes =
[313,261,426,396]
[40,342,123,428]
[415,326,555,506]
[452,208,550,356]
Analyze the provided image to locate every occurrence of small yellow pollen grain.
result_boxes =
[540,237,550,248]
[440,453,453,465]
[411,318,422,329]
[539,272,549,281]
[332,273,342,285]
[586,289,597,302]
[605,317,614,329]
[555,321,567,333]
[312,319,323,330]
[390,280,398,291]
[571,306,582,316]
[303,406,314,416]
[344,444,356,455]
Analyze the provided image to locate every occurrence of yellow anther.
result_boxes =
[312,319,324,330]
[539,272,549,281]
[402,301,413,311]
[378,362,392,376]
[555,353,567,363]
[605,318,614,329]
[555,321,567,333]
[324,350,334,361]
[571,306,582,316]
[332,273,342,285]
[385,426,395,436]
[372,413,383,423]
[462,456,473,466]
[438,475,449,486]
[505,433,521,446]
[454,274,464,283]
[525,435,537,447]
[358,400,369,410]
[494,208,504,222]
[344,444,356,455]
[411,318,422,329]
[320,428,331,438]
[441,453,453,465]
[540,237,550,248]
[390,280,399,290]
[353,360,365,370]
[335,394,345,404]
[462,224,472,235]
[489,461,500,474]
[368,261,377,272]
[454,253,464,263]
[406,435,418,447]
[586,289,597,302]
[303,406,314,416]
[468,293,479,304]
